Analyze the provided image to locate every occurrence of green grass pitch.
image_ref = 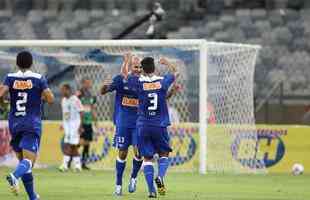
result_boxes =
[0,168,309,200]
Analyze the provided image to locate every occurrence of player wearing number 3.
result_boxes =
[0,51,54,200]
[127,57,178,198]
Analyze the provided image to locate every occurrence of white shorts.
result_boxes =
[63,120,81,145]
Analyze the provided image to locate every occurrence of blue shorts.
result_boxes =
[137,126,172,158]
[10,132,41,154]
[113,126,138,150]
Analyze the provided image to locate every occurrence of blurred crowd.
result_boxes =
[0,0,309,96]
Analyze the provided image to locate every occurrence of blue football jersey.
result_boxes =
[3,70,48,136]
[108,74,138,128]
[128,74,175,127]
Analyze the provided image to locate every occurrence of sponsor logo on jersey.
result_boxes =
[122,97,139,107]
[13,80,33,90]
[143,82,162,91]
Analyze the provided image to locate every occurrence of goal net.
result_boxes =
[0,40,264,173]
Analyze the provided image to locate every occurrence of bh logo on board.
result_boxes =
[231,128,286,169]
[60,125,197,167]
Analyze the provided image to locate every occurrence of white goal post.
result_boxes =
[0,40,262,174]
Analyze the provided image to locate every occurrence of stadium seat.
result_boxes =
[274,27,293,46]
[228,28,245,43]
[300,9,310,22]
[235,9,251,19]
[27,10,44,24]
[246,38,262,45]
[260,46,277,67]
[251,9,267,21]
[0,10,12,18]
[287,21,305,38]
[240,22,260,39]
[282,9,300,22]
[255,20,271,33]
[90,9,105,19]
[269,10,284,27]
[213,31,231,42]
[267,69,286,84]
[219,14,237,28]
[290,38,308,52]
[205,21,224,36]
[74,9,90,26]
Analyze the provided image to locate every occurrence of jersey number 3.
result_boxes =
[148,93,158,110]
[16,92,28,116]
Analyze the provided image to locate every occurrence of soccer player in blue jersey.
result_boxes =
[127,57,178,198]
[100,54,143,196]
[0,51,54,200]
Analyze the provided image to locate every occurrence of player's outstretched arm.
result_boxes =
[42,88,55,104]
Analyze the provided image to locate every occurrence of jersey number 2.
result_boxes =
[148,93,158,110]
[16,92,28,116]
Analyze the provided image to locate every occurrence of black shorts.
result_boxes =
[80,124,93,141]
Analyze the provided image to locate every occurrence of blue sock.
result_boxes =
[22,172,37,200]
[143,162,156,194]
[131,157,143,179]
[13,159,32,179]
[158,157,169,180]
[115,158,126,186]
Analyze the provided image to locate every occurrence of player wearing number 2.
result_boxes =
[127,57,178,198]
[0,51,54,200]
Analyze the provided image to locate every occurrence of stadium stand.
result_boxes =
[0,0,310,97]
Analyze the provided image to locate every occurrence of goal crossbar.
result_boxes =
[0,39,261,174]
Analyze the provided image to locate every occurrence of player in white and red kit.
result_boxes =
[59,84,83,172]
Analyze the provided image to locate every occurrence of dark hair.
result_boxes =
[16,51,33,69]
[62,84,71,91]
[141,57,155,74]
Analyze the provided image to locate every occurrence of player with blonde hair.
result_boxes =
[101,54,143,196]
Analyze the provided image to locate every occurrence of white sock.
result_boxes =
[63,155,70,168]
[73,156,81,169]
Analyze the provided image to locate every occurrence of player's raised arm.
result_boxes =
[159,58,178,92]
[101,53,135,95]
[120,53,132,78]
[159,57,178,77]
